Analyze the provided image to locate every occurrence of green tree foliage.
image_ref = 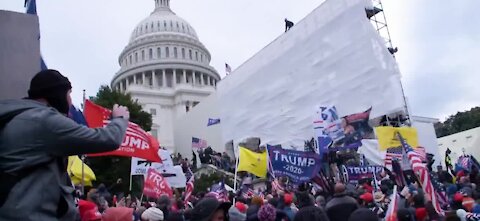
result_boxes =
[86,85,153,193]
[435,107,480,138]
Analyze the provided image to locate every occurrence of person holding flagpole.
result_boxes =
[0,69,130,220]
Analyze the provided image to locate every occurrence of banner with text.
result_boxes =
[131,150,186,188]
[143,168,173,199]
[314,106,373,153]
[343,165,384,184]
[84,100,161,162]
[268,145,321,184]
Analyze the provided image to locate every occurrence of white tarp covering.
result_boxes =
[216,0,405,148]
[358,139,385,166]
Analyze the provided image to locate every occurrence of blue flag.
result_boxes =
[267,145,321,184]
[68,105,87,126]
[207,118,220,126]
[25,0,48,70]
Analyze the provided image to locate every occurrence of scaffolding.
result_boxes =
[366,0,411,126]
[366,0,398,56]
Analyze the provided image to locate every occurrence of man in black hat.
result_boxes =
[0,69,130,221]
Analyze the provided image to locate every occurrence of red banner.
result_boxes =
[84,100,161,162]
[143,168,173,199]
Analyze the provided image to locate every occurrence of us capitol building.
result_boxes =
[111,0,220,150]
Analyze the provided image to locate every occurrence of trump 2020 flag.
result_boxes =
[237,147,267,178]
[207,118,220,126]
[84,100,161,162]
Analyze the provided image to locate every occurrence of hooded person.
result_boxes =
[191,197,232,221]
[325,183,359,221]
[0,69,130,220]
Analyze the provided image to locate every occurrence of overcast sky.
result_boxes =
[1,0,478,121]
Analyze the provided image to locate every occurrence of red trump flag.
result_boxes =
[143,168,173,199]
[84,100,161,162]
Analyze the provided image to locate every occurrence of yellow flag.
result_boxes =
[68,156,96,186]
[237,147,267,178]
[376,126,419,150]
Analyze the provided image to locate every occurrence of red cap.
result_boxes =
[415,208,428,221]
[363,183,373,193]
[359,192,374,203]
[284,193,293,205]
[78,200,102,221]
[235,202,247,213]
[454,192,464,202]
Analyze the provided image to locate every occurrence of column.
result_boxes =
[207,75,211,86]
[142,72,146,86]
[133,74,137,85]
[200,73,204,86]
[152,70,157,87]
[173,69,177,87]
[192,71,196,86]
[183,69,187,84]
[119,80,123,92]
[162,69,166,87]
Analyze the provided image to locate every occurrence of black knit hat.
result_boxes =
[28,69,72,114]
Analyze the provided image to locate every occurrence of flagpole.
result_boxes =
[129,159,133,191]
[81,89,86,196]
[233,143,239,204]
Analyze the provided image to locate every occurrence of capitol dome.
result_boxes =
[111,0,220,150]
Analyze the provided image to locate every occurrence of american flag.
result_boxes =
[414,147,427,162]
[312,170,332,194]
[271,178,285,193]
[466,213,480,221]
[184,168,194,205]
[225,63,232,75]
[399,133,444,215]
[192,137,207,149]
[385,147,426,170]
[209,182,229,202]
[385,147,403,169]
[241,186,254,199]
[385,185,399,221]
[457,156,472,171]
[431,176,448,208]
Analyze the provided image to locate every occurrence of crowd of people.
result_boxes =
[75,162,479,221]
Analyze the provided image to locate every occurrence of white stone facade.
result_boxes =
[111,0,220,150]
